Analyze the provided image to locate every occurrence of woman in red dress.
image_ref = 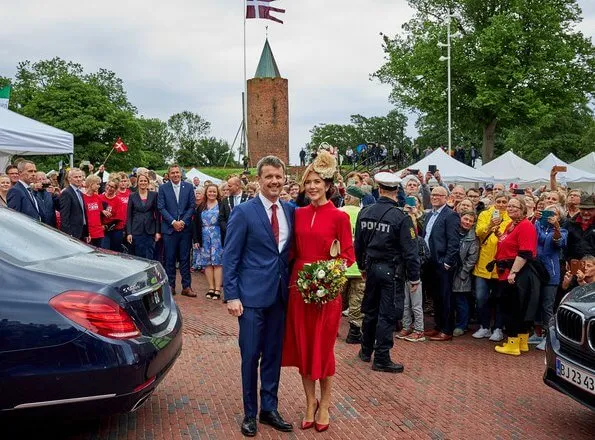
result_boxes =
[282,150,355,432]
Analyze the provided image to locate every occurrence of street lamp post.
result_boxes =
[438,16,458,157]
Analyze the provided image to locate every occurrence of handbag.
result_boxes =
[330,239,341,258]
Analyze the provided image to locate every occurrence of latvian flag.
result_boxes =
[246,0,285,24]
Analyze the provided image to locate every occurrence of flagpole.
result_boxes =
[243,0,248,162]
[102,147,115,166]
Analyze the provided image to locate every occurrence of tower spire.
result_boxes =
[254,38,281,79]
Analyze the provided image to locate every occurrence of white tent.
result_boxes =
[0,108,74,171]
[398,148,494,183]
[185,167,222,185]
[536,153,595,192]
[570,152,595,174]
[479,151,550,186]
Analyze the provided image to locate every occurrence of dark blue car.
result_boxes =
[0,208,183,416]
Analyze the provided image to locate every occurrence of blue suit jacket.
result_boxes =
[223,197,294,308]
[157,181,195,235]
[7,182,41,221]
[424,205,460,268]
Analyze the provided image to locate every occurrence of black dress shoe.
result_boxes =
[259,410,293,432]
[372,361,404,373]
[241,417,257,437]
[358,349,371,362]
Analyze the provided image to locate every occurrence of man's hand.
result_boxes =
[155,233,161,242]
[173,220,184,232]
[434,170,442,182]
[424,171,433,184]
[409,281,419,293]
[126,234,133,244]
[227,299,244,317]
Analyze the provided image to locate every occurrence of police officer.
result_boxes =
[354,172,421,373]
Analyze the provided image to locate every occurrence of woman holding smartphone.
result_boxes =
[472,192,511,342]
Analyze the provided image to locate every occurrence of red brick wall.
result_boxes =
[247,78,289,167]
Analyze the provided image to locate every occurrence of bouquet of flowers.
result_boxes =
[296,259,348,305]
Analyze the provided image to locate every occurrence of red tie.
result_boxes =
[271,204,279,245]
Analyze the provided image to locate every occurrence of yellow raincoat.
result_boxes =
[473,206,511,279]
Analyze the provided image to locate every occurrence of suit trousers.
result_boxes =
[164,231,192,289]
[361,262,405,365]
[238,297,285,418]
[426,262,456,335]
[133,234,155,260]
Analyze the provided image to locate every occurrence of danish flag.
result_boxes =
[113,137,128,153]
[246,0,285,24]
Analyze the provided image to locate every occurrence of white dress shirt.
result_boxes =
[172,182,181,203]
[258,193,289,252]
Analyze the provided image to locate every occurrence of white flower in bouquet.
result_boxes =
[317,270,326,279]
[316,289,327,298]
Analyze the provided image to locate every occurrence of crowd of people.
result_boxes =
[2,152,594,436]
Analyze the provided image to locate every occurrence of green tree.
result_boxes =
[137,117,173,167]
[8,57,143,171]
[167,111,211,166]
[374,0,595,161]
[307,109,410,159]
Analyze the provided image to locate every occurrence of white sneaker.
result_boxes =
[528,333,544,344]
[342,309,348,317]
[489,328,504,342]
[536,339,546,351]
[472,327,492,339]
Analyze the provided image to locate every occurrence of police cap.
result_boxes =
[374,172,401,189]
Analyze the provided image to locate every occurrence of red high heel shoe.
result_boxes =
[300,399,319,430]
[314,406,330,432]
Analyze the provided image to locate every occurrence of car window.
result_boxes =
[0,208,92,264]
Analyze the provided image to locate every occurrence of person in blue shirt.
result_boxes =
[531,204,568,350]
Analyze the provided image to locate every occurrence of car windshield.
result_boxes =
[0,208,93,264]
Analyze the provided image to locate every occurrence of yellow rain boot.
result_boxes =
[495,337,521,356]
[518,333,529,352]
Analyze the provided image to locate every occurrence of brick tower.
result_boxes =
[247,38,289,166]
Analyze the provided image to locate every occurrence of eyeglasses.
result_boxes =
[431,193,446,198]
[508,205,521,210]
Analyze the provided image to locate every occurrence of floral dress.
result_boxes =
[198,204,223,266]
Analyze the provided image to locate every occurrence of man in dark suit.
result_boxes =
[7,160,42,221]
[423,186,460,341]
[34,171,57,227]
[223,156,294,437]
[218,175,250,240]
[60,168,87,240]
[158,164,196,297]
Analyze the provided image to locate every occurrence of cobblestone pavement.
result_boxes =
[15,272,594,439]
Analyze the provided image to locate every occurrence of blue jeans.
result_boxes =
[455,291,471,330]
[475,277,504,330]
[538,284,557,327]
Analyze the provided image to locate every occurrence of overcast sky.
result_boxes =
[1,1,593,165]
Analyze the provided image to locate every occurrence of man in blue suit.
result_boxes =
[223,156,294,437]
[423,186,461,341]
[158,164,196,297]
[7,160,41,221]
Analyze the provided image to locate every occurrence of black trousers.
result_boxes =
[361,262,405,364]
[499,281,530,337]
[425,262,456,335]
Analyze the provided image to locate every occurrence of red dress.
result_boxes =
[282,202,355,380]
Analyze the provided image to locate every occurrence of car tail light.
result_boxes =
[50,291,141,339]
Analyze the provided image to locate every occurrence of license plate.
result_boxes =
[556,357,595,395]
[144,289,163,312]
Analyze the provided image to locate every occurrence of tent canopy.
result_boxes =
[0,108,74,170]
[479,151,549,185]
[570,152,595,174]
[536,153,595,185]
[185,168,222,185]
[398,148,493,183]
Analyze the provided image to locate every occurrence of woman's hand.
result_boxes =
[489,217,502,227]
[577,270,586,285]
[126,234,133,244]
[548,216,560,229]
[507,272,517,284]
[86,236,91,244]
[193,243,200,250]
[154,233,161,242]
[102,209,112,218]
